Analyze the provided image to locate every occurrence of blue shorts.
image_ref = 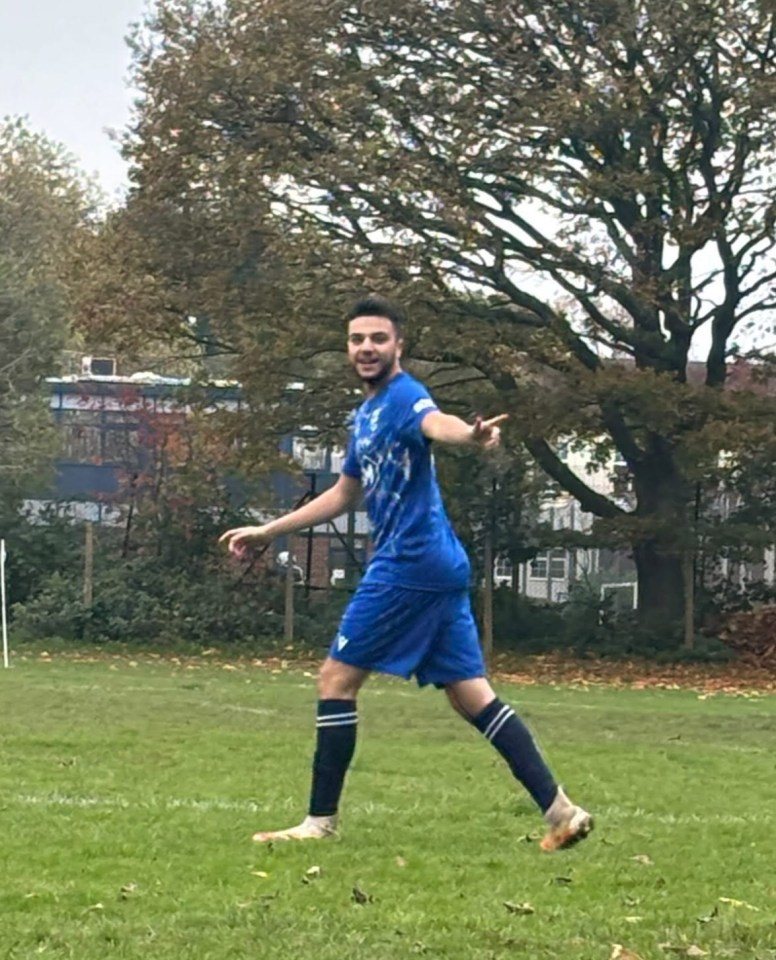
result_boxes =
[329,582,486,687]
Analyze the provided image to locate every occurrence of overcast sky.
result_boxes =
[0,0,148,200]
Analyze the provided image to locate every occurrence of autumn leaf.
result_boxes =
[718,896,759,910]
[610,945,643,960]
[504,901,535,915]
[630,854,654,866]
[301,865,322,884]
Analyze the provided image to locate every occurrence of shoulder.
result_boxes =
[391,372,433,403]
[389,374,439,432]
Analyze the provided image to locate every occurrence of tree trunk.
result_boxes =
[631,450,691,640]
[633,539,685,637]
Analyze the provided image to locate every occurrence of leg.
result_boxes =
[446,676,559,812]
[252,657,368,842]
[417,589,593,852]
[445,676,593,851]
[309,657,369,816]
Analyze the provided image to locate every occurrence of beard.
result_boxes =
[353,353,396,386]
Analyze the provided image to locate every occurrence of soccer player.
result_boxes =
[219,295,592,851]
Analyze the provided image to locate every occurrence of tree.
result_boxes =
[0,118,99,502]
[117,0,776,636]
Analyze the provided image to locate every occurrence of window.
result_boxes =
[292,437,327,472]
[329,446,346,474]
[494,556,513,585]
[58,412,102,461]
[102,424,140,464]
[530,549,567,580]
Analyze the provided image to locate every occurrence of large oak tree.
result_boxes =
[104,0,776,635]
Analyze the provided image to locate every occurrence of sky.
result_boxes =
[0,2,768,360]
[0,0,148,200]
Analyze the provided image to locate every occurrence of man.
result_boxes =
[220,295,592,851]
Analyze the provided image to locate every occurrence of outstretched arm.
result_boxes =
[219,473,362,557]
[421,412,508,450]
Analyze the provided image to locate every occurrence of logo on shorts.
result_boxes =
[336,633,349,651]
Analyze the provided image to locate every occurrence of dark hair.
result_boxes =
[346,294,406,335]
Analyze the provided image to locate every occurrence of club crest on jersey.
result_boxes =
[368,407,382,432]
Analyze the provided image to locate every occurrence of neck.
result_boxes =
[363,365,402,398]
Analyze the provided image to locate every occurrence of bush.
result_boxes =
[719,605,776,666]
[490,583,732,661]
[491,588,565,652]
[11,558,349,650]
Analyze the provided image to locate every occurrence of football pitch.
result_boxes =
[1,654,775,960]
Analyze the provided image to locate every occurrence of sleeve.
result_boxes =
[402,380,440,443]
[341,432,361,479]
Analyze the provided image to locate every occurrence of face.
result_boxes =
[347,315,403,389]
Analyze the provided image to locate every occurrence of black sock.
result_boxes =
[308,699,358,817]
[472,698,558,813]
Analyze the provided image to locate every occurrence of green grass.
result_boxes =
[1,654,775,960]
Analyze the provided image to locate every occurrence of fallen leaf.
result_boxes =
[630,854,654,866]
[718,896,759,911]
[118,882,137,900]
[624,916,643,923]
[301,865,322,885]
[395,856,407,868]
[518,832,542,843]
[685,948,708,958]
[352,886,373,905]
[696,906,718,923]
[611,945,643,960]
[549,875,573,885]
[251,871,269,879]
[503,901,535,915]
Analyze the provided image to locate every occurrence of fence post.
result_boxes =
[83,522,94,607]
[284,543,294,643]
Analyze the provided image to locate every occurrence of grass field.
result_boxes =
[1,653,775,960]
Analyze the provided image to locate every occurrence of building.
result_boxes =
[37,361,369,591]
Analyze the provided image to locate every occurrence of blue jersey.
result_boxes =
[342,371,471,591]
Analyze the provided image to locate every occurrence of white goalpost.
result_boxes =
[1,539,8,668]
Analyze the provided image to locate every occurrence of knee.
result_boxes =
[317,658,365,700]
[444,686,472,721]
[445,678,496,719]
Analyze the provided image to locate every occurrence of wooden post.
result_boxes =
[482,525,494,664]
[345,508,357,589]
[683,550,694,650]
[305,473,317,597]
[83,522,94,607]
[284,543,294,643]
